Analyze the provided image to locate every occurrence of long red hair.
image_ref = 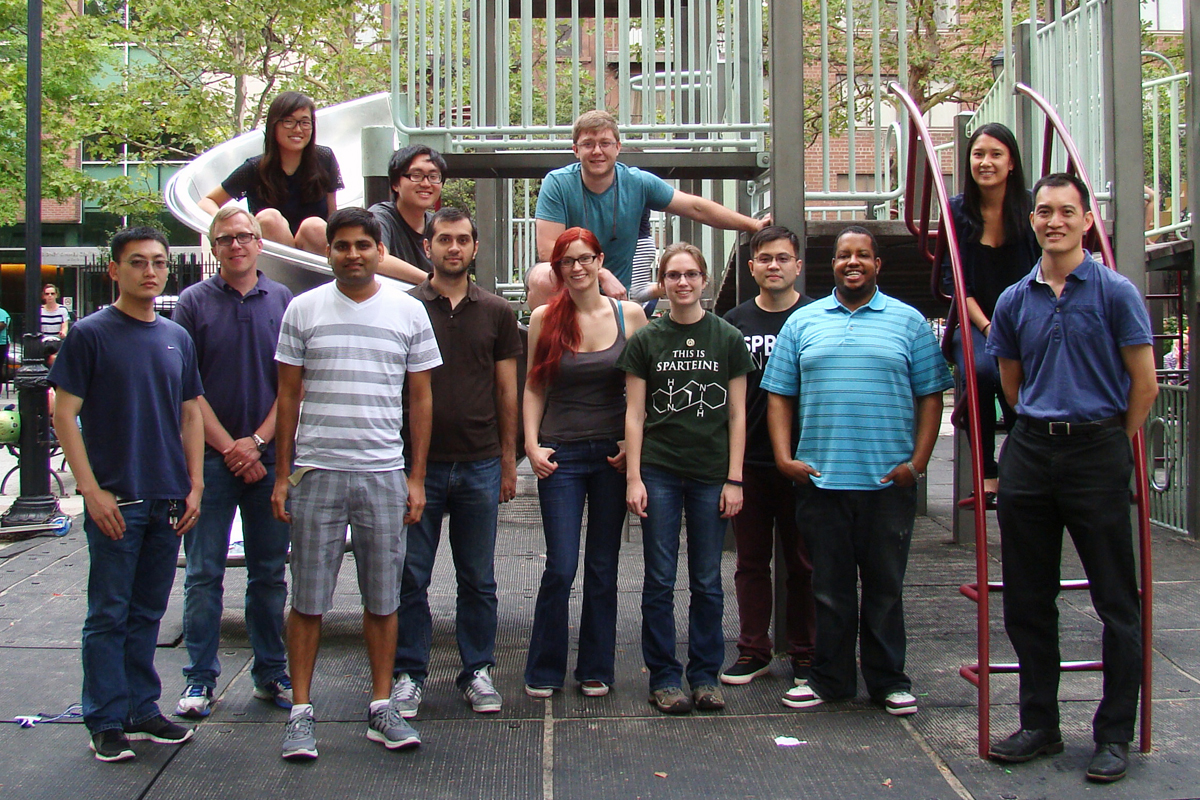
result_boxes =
[528,227,603,388]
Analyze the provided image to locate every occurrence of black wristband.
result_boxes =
[725,479,744,487]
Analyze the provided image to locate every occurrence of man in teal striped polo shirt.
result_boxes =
[761,225,952,716]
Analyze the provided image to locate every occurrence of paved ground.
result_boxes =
[1,409,1199,799]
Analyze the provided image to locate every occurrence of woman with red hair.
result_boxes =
[523,227,648,699]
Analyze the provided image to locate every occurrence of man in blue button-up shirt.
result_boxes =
[985,174,1157,783]
[171,207,295,719]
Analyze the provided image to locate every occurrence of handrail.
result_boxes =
[887,80,991,758]
[1013,81,1154,755]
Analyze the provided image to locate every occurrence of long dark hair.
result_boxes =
[961,122,1030,246]
[258,92,331,207]
[528,228,604,389]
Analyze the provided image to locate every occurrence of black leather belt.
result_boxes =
[1018,415,1123,436]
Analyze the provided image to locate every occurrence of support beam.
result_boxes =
[770,0,806,293]
[1102,0,1146,291]
[1185,0,1200,539]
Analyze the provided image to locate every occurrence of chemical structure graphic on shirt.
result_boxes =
[651,377,727,417]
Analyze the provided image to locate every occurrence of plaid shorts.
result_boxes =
[288,468,409,616]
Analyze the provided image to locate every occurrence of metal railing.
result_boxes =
[389,0,767,151]
[1147,384,1190,535]
[1143,58,1190,241]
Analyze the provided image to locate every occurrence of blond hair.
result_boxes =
[208,206,263,241]
[572,110,620,144]
[657,242,709,283]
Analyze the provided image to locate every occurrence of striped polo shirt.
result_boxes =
[276,280,442,471]
[760,289,952,490]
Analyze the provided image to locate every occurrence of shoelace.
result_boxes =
[469,670,495,696]
[285,714,314,740]
[392,680,419,701]
[183,685,208,698]
[373,705,404,730]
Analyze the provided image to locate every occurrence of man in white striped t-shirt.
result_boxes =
[271,207,442,761]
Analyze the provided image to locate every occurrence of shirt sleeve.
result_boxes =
[759,319,801,396]
[180,335,204,402]
[47,326,95,397]
[1109,278,1154,348]
[172,292,197,341]
[405,302,443,373]
[985,286,1021,360]
[638,169,676,211]
[221,157,259,200]
[321,147,345,192]
[274,302,307,367]
[909,316,954,396]
[535,171,568,224]
[615,328,650,378]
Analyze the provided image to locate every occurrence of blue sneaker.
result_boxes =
[175,684,213,718]
[254,675,294,709]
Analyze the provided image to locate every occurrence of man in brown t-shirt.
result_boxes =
[392,207,523,718]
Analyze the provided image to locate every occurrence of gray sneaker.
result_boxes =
[464,666,503,713]
[391,673,423,719]
[281,709,318,761]
[367,703,421,750]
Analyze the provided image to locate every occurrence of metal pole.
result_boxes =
[1102,0,1147,291]
[1185,0,1200,540]
[3,0,61,529]
[769,0,805,290]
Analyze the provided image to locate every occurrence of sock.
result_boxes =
[369,698,389,713]
[290,703,313,720]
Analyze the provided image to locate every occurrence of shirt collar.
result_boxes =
[213,270,267,296]
[413,277,481,303]
[1032,250,1096,285]
[821,287,887,313]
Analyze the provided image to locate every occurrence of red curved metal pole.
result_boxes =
[888,81,991,758]
[1016,81,1154,754]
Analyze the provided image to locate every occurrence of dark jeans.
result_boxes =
[82,500,181,733]
[952,324,1013,479]
[395,457,500,688]
[182,453,289,689]
[525,440,625,687]
[997,420,1141,743]
[640,465,726,691]
[795,482,916,702]
[731,464,815,662]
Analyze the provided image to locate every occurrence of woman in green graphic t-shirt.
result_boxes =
[616,242,754,716]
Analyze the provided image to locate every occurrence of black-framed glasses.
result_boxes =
[278,118,313,130]
[402,171,444,185]
[753,253,797,266]
[214,232,260,247]
[555,254,598,268]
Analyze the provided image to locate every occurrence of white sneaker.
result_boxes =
[883,690,918,716]
[174,684,213,718]
[464,666,502,713]
[391,673,423,719]
[781,684,824,709]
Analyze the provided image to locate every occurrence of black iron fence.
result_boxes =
[79,252,216,320]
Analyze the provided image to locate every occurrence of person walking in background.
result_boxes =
[523,227,647,699]
[40,284,69,338]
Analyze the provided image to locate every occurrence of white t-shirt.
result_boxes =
[276,280,442,471]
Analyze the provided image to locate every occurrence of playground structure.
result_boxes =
[164,0,1197,759]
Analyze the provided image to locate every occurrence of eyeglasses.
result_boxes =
[214,232,260,247]
[663,270,704,283]
[554,253,598,268]
[278,118,313,130]
[576,139,619,152]
[753,253,797,266]
[124,258,169,270]
[403,171,443,185]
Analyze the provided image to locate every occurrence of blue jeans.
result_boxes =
[395,457,500,688]
[639,465,726,691]
[82,500,181,733]
[182,452,289,689]
[525,440,625,687]
[794,482,917,702]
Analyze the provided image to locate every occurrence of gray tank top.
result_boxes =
[538,299,627,443]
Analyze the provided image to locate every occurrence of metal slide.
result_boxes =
[163,92,394,294]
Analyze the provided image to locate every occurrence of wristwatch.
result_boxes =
[252,433,268,452]
[906,460,925,480]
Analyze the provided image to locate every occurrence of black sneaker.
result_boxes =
[125,714,195,744]
[719,655,771,685]
[90,729,135,762]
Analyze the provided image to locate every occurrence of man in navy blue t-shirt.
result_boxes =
[50,227,205,763]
